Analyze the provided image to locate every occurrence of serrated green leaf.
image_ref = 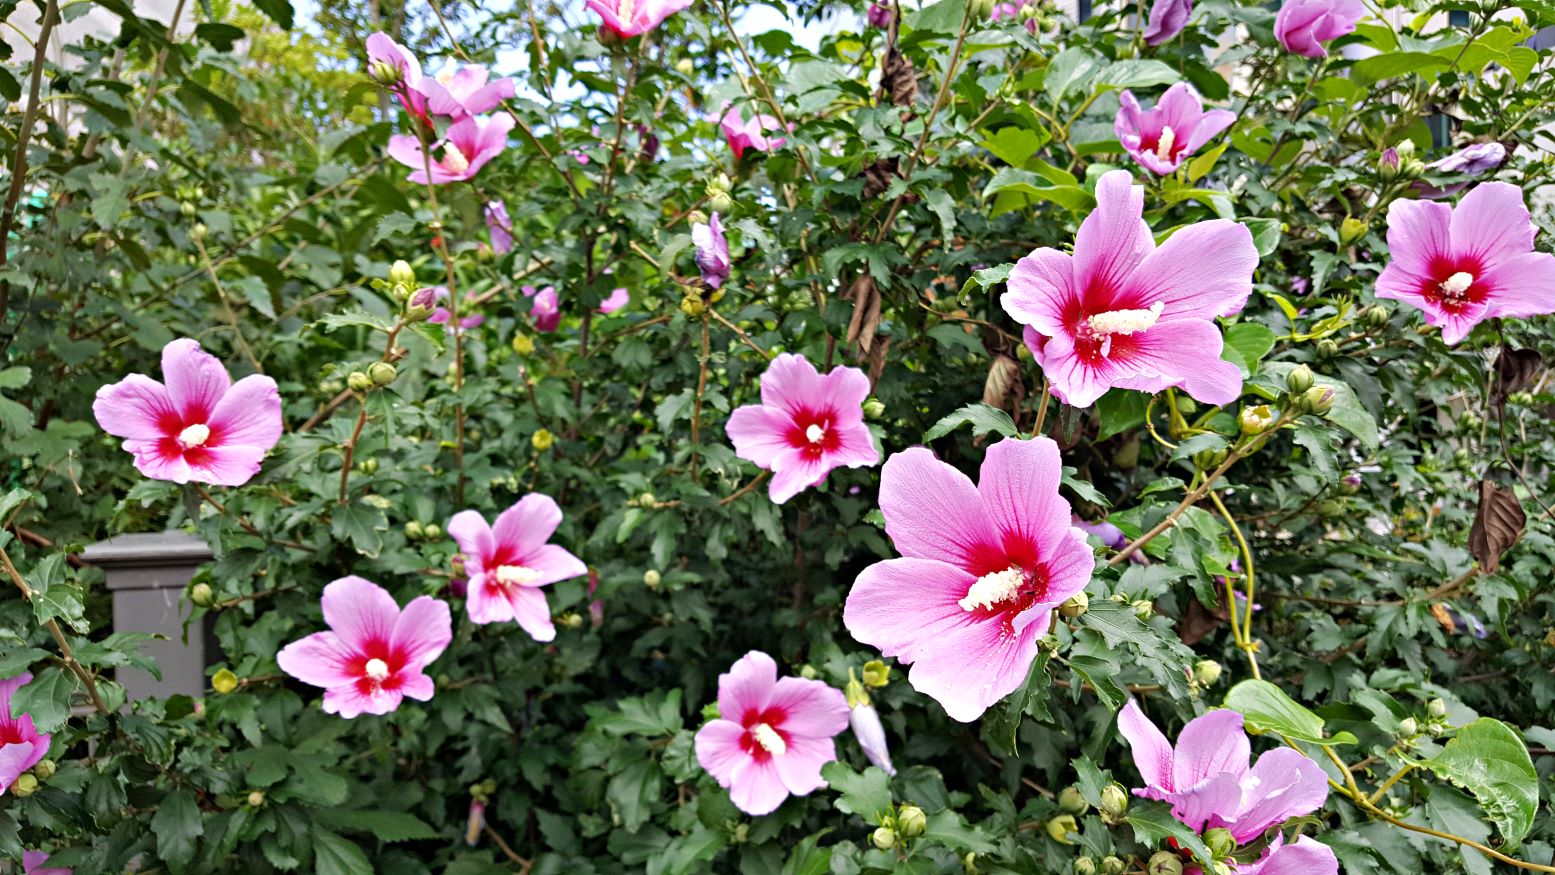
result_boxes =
[1126,799,1214,865]
[820,762,893,824]
[1224,679,1356,746]
[923,403,1019,442]
[151,789,204,869]
[1420,717,1538,845]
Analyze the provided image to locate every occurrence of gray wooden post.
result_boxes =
[81,532,215,700]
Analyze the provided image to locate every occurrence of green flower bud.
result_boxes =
[596,25,622,47]
[1148,851,1183,875]
[12,773,38,796]
[1204,827,1236,859]
[1058,786,1088,815]
[1239,404,1275,437]
[247,789,265,807]
[1428,698,1448,718]
[357,457,379,474]
[1194,659,1223,686]
[638,492,656,507]
[1132,599,1153,621]
[212,668,239,694]
[347,371,373,393]
[680,294,706,317]
[1193,447,1229,472]
[1378,147,1401,182]
[1366,305,1389,328]
[190,582,214,607]
[1402,158,1426,179]
[708,190,735,215]
[512,333,535,356]
[1058,591,1089,618]
[1099,783,1129,824]
[369,58,403,85]
[559,611,584,630]
[180,200,198,217]
[1046,814,1078,844]
[643,569,662,588]
[799,664,817,679]
[1393,139,1416,158]
[1460,410,1483,430]
[862,660,890,687]
[1316,498,1347,516]
[1507,390,1535,405]
[700,702,721,721]
[862,397,886,419]
[368,362,397,387]
[1102,856,1127,875]
[969,0,996,18]
[402,521,427,542]
[1286,364,1315,395]
[674,58,695,75]
[1339,217,1368,246]
[898,804,927,837]
[1397,717,1418,737]
[1316,339,1340,359]
[389,259,416,287]
[191,223,208,243]
[423,523,442,540]
[532,429,554,451]
[1302,386,1336,416]
[872,825,898,850]
[1075,859,1098,875]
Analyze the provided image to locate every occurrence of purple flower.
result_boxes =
[485,200,513,254]
[867,2,892,27]
[415,65,517,121]
[693,213,731,289]
[1275,0,1364,58]
[387,114,514,185]
[532,286,561,332]
[1144,0,1191,45]
[1072,515,1126,550]
[1430,142,1506,175]
[1115,83,1236,176]
[849,701,896,775]
[599,287,629,314]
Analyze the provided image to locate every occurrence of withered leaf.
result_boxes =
[845,274,882,358]
[883,49,918,108]
[861,157,900,199]
[1467,479,1525,574]
[982,354,1021,412]
[1492,346,1542,406]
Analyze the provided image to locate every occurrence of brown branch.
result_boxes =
[709,308,772,360]
[193,485,309,551]
[0,543,110,714]
[0,0,60,338]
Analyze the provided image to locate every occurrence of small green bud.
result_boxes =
[191,223,208,243]
[685,209,708,226]
[532,429,554,451]
[559,611,584,630]
[707,190,735,215]
[1394,139,1416,158]
[1058,591,1089,618]
[180,200,198,217]
[1058,786,1088,815]
[680,294,706,317]
[862,660,890,687]
[389,259,416,287]
[1193,659,1223,686]
[212,668,239,694]
[1204,827,1236,859]
[1366,305,1389,328]
[1075,859,1098,875]
[964,852,981,875]
[1102,856,1127,875]
[596,25,622,47]
[969,0,996,18]
[1316,498,1347,516]
[190,582,214,607]
[1239,404,1275,437]
[1174,396,1198,416]
[31,759,55,781]
[1132,599,1153,621]
[369,58,402,85]
[872,825,898,850]
[512,333,535,356]
[1402,157,1426,179]
[1459,410,1483,430]
[12,773,38,797]
[643,569,662,588]
[898,804,927,837]
[1046,814,1078,844]
[862,397,886,419]
[247,789,266,807]
[404,521,425,540]
[638,492,656,507]
[357,457,379,474]
[1397,717,1419,737]
[1193,447,1229,472]
[700,702,721,721]
[1428,698,1448,718]
[423,523,442,540]
[674,58,695,75]
[1286,364,1315,395]
[1099,784,1129,824]
[1302,386,1336,416]
[1339,217,1368,246]
[1316,339,1340,359]
[1148,851,1183,875]
[368,362,397,387]
[799,664,817,679]
[347,371,373,392]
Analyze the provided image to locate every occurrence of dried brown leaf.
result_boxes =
[982,354,1021,411]
[1492,346,1542,406]
[845,274,881,357]
[1467,479,1526,574]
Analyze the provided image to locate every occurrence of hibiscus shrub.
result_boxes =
[4,0,1555,872]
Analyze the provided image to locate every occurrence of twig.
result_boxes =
[193,485,309,551]
[709,308,772,360]
[0,542,110,714]
[0,0,59,346]
[483,823,534,873]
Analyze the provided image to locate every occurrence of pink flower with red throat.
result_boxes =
[1116,699,1333,871]
[843,438,1095,722]
[1001,170,1257,408]
[694,651,850,816]
[416,66,516,121]
[275,577,452,719]
[1375,182,1555,345]
[22,851,70,875]
[0,673,51,796]
[726,354,879,505]
[531,286,561,332]
[388,114,514,185]
[366,33,430,124]
[1115,83,1235,176]
[1274,0,1364,58]
[586,0,692,37]
[598,287,630,314]
[447,494,587,641]
[93,338,283,486]
[719,105,787,158]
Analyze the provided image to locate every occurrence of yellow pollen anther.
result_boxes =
[1440,272,1474,297]
[364,658,390,680]
[441,144,470,173]
[177,423,211,448]
[751,723,786,755]
[496,565,542,587]
[959,566,1025,612]
[1155,126,1176,162]
[805,424,826,444]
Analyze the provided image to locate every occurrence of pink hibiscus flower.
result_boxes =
[93,338,283,486]
[1115,83,1235,176]
[366,33,430,124]
[1143,0,1190,44]
[598,287,630,314]
[0,673,50,796]
[1375,182,1555,345]
[1274,0,1364,58]
[842,438,1095,721]
[719,105,787,158]
[586,0,692,37]
[531,285,561,332]
[275,577,452,719]
[1235,835,1340,874]
[1117,700,1331,847]
[725,354,880,504]
[693,213,731,290]
[693,651,850,816]
[388,114,514,185]
[485,200,513,254]
[23,851,71,875]
[447,494,588,641]
[415,66,516,120]
[1001,170,1257,408]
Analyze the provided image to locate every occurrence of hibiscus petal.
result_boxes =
[694,719,750,784]
[728,756,790,816]
[758,354,826,418]
[1226,747,1329,842]
[162,339,232,421]
[94,375,176,440]
[493,493,564,557]
[504,585,555,642]
[767,677,850,739]
[1003,247,1078,337]
[1381,197,1453,285]
[1117,700,1176,790]
[1482,251,1555,320]
[1073,170,1153,309]
[768,451,832,504]
[276,630,358,689]
[820,364,872,412]
[977,437,1074,563]
[398,672,436,702]
[1236,835,1340,875]
[1114,319,1245,406]
[207,374,282,450]
[391,596,453,670]
[1451,181,1536,267]
[0,743,40,793]
[447,510,495,575]
[771,732,838,797]
[727,404,793,469]
[1124,219,1257,319]
[878,448,999,568]
[522,544,588,586]
[191,445,268,487]
[124,438,193,483]
[1173,708,1249,789]
[717,650,778,722]
[1168,770,1245,833]
[321,576,401,648]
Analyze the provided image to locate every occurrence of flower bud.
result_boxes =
[1403,158,1426,179]
[701,702,721,721]
[1238,404,1275,437]
[1394,139,1416,158]
[596,25,622,47]
[1365,305,1389,328]
[1192,447,1228,472]
[679,294,706,317]
[1316,339,1340,359]
[1058,591,1089,618]
[347,370,373,392]
[559,611,584,630]
[897,804,927,837]
[800,664,817,679]
[424,523,441,540]
[1148,851,1183,875]
[1428,698,1448,718]
[1046,814,1078,844]
[1058,786,1088,815]
[191,223,208,243]
[190,582,214,607]
[964,852,981,875]
[357,457,379,474]
[368,362,397,387]
[863,397,886,419]
[406,286,440,321]
[969,0,996,17]
[1339,217,1368,246]
[638,491,656,506]
[369,58,402,86]
[1193,659,1222,686]
[180,200,198,217]
[512,333,535,356]
[674,58,694,75]
[1508,390,1534,405]
[1316,498,1347,516]
[31,759,55,781]
[1459,410,1483,430]
[389,259,416,287]
[1286,364,1315,395]
[405,520,425,540]
[1099,783,1129,824]
[247,789,266,807]
[1397,717,1418,737]
[1204,827,1236,858]
[1075,859,1098,875]
[1302,386,1336,416]
[212,668,239,694]
[643,569,662,588]
[1378,147,1401,181]
[872,826,898,850]
[1132,599,1153,621]
[12,773,38,797]
[862,660,890,687]
[531,429,554,451]
[1102,857,1127,875]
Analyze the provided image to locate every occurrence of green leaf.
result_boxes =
[1351,52,1450,86]
[252,0,294,28]
[1264,362,1379,450]
[982,126,1050,168]
[907,0,965,33]
[1096,59,1180,90]
[1420,717,1538,845]
[983,167,1095,213]
[1223,323,1276,371]
[1045,48,1103,102]
[1127,799,1214,865]
[1077,600,1195,700]
[0,647,47,677]
[1240,217,1283,258]
[1096,390,1149,442]
[315,809,441,843]
[313,829,374,875]
[1223,679,1356,746]
[1186,141,1228,183]
[591,689,683,736]
[331,501,388,558]
[11,668,75,733]
[151,789,204,870]
[920,810,998,853]
[0,367,30,390]
[820,761,893,825]
[923,403,1019,442]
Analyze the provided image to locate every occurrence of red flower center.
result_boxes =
[351,640,407,697]
[1420,256,1488,315]
[785,408,842,460]
[738,706,789,762]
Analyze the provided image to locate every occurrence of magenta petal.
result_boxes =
[1168,771,1245,833]
[767,677,850,738]
[1237,835,1340,875]
[387,134,426,170]
[207,374,282,450]
[717,650,778,721]
[1074,171,1153,296]
[505,586,555,642]
[161,338,231,419]
[878,448,997,568]
[493,493,564,557]
[820,364,872,412]
[93,375,176,440]
[320,576,401,649]
[1118,699,1175,791]
[0,743,39,793]
[977,437,1073,561]
[522,543,588,586]
[771,732,837,796]
[1226,747,1329,842]
[1125,219,1257,320]
[767,451,832,504]
[122,438,193,483]
[1381,197,1453,282]
[275,630,358,689]
[727,404,793,469]
[728,756,789,815]
[1482,251,1555,320]
[1172,709,1249,789]
[757,353,826,418]
[1450,181,1535,266]
[1004,248,1077,338]
[447,510,494,575]
[694,719,749,784]
[398,672,435,702]
[391,596,453,670]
